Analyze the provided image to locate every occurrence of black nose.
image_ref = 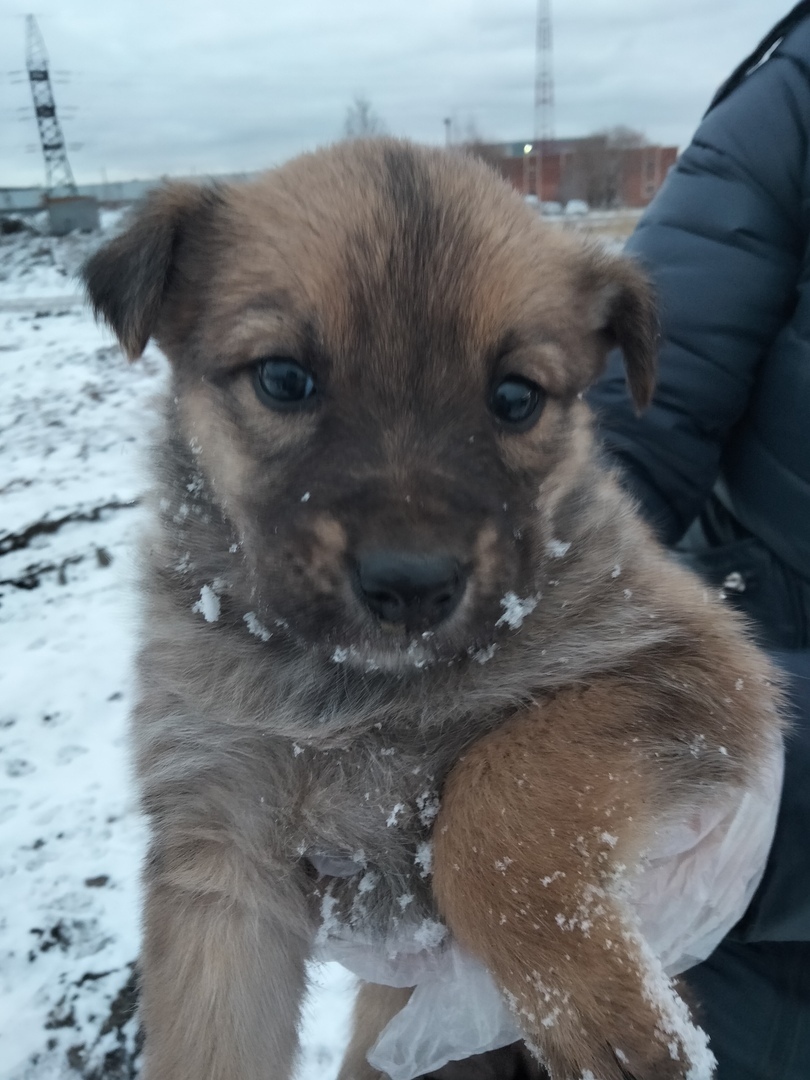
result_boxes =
[355,551,466,628]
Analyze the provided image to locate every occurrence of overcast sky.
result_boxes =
[0,0,785,189]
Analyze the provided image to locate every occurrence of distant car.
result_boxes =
[523,194,540,208]
[564,199,589,217]
[540,201,563,216]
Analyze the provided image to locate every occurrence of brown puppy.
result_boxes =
[83,139,782,1080]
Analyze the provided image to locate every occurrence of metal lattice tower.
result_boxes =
[533,0,555,198]
[25,15,77,196]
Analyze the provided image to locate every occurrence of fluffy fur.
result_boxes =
[82,139,782,1080]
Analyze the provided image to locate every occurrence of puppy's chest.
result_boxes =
[292,741,450,936]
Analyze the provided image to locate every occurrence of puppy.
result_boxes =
[83,138,782,1080]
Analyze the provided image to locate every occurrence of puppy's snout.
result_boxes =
[354,551,466,629]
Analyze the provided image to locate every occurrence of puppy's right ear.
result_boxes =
[580,245,659,413]
[82,183,221,360]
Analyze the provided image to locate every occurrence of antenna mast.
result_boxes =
[534,0,555,199]
[25,15,78,196]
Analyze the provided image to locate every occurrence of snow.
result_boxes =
[632,930,716,1080]
[243,610,272,641]
[0,224,352,1079]
[415,789,439,827]
[412,919,446,950]
[545,539,571,558]
[472,642,498,664]
[496,591,541,629]
[192,582,221,622]
[414,840,433,877]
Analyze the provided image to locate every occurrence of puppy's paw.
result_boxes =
[534,1023,706,1080]
[516,941,715,1080]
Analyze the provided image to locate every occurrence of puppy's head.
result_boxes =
[84,140,656,670]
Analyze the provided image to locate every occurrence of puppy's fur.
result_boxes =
[83,139,782,1080]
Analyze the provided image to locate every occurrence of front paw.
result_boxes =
[514,939,714,1080]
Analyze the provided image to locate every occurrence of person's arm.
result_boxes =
[588,34,808,544]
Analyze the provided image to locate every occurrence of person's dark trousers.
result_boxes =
[685,649,810,1080]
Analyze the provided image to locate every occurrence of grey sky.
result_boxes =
[0,0,784,189]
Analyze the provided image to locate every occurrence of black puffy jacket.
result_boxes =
[589,17,810,1077]
[589,9,810,649]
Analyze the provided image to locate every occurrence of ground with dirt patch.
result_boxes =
[0,218,354,1080]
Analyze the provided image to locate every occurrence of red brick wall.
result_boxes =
[491,143,677,208]
[620,145,678,206]
[494,153,563,202]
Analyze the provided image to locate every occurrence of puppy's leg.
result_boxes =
[140,840,311,1080]
[433,684,714,1080]
[338,983,414,1080]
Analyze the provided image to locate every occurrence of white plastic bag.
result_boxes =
[633,733,783,973]
[366,945,516,1079]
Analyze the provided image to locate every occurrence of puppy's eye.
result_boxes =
[490,375,546,431]
[253,358,316,410]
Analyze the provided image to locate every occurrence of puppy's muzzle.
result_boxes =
[354,551,467,631]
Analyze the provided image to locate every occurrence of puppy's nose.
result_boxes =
[355,551,466,628]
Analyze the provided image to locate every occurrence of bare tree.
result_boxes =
[564,126,647,208]
[458,120,505,170]
[461,139,507,170]
[343,95,386,138]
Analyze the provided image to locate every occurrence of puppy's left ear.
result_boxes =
[583,249,659,411]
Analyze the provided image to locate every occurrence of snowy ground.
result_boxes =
[0,217,354,1079]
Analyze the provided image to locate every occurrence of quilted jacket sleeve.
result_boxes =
[588,32,809,544]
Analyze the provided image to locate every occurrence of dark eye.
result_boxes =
[253,358,316,410]
[490,375,546,431]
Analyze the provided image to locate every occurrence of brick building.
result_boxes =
[480,138,678,208]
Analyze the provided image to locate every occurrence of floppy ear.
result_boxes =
[82,182,222,360]
[584,249,659,411]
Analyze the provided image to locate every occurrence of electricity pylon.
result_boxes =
[533,0,554,200]
[25,15,78,196]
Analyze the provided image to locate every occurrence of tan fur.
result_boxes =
[338,984,415,1080]
[430,554,782,1080]
[80,139,782,1080]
